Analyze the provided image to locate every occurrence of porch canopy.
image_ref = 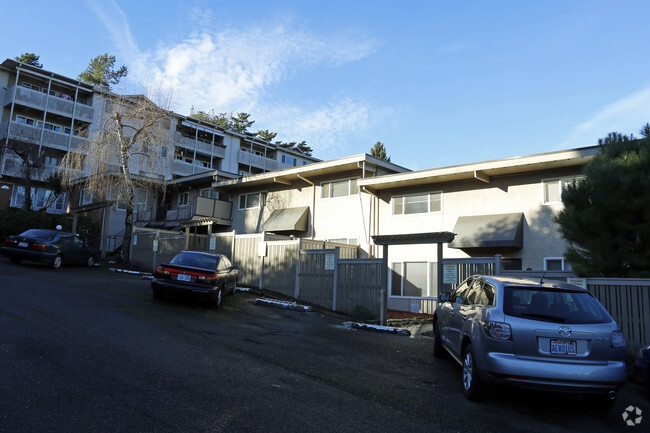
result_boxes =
[263,206,309,232]
[449,212,523,249]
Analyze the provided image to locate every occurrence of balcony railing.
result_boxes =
[175,133,226,158]
[171,159,214,176]
[0,120,88,152]
[6,85,94,122]
[238,150,281,171]
[1,157,58,181]
[165,197,232,224]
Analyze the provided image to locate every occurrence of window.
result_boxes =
[392,192,442,215]
[391,262,430,297]
[239,192,267,210]
[44,156,59,166]
[113,188,147,211]
[327,238,358,245]
[281,155,297,166]
[79,189,94,206]
[321,178,359,199]
[12,186,66,211]
[161,146,168,158]
[543,176,584,204]
[544,257,572,271]
[16,115,35,126]
[200,189,219,199]
[178,192,189,207]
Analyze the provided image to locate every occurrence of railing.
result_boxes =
[7,85,94,122]
[2,157,59,181]
[0,121,88,151]
[171,159,214,176]
[238,150,281,171]
[175,134,226,158]
[164,196,232,223]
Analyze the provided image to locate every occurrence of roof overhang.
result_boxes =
[358,146,599,193]
[449,213,523,249]
[212,154,410,191]
[263,206,310,232]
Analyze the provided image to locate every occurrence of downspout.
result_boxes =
[361,186,380,258]
[297,174,316,240]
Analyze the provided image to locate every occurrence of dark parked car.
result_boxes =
[433,275,627,408]
[1,229,95,270]
[151,250,239,307]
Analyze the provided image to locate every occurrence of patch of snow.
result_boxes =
[342,321,411,336]
[252,298,311,312]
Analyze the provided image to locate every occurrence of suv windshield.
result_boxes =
[503,286,611,324]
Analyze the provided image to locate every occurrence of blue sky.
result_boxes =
[2,0,650,170]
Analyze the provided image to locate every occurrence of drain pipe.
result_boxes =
[297,174,316,239]
[361,186,380,257]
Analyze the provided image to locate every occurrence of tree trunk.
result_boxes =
[23,165,32,210]
[121,206,134,263]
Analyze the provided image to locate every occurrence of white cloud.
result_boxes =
[561,86,650,148]
[88,2,388,154]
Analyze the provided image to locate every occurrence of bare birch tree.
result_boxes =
[58,90,173,262]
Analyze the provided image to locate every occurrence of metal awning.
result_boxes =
[449,213,524,248]
[263,206,309,232]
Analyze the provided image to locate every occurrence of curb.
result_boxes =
[343,321,411,336]
[251,298,312,312]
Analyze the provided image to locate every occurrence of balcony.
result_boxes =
[238,150,281,171]
[175,133,226,158]
[5,85,94,122]
[162,197,232,225]
[0,120,88,152]
[171,159,214,177]
[1,157,59,181]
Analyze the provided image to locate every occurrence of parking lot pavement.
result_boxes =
[0,258,648,433]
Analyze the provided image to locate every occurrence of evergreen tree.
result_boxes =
[78,54,128,90]
[230,112,254,134]
[15,53,43,68]
[370,141,391,162]
[555,124,650,277]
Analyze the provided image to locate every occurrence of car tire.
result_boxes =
[462,344,483,401]
[212,287,223,308]
[433,320,445,359]
[152,287,164,301]
[87,255,95,268]
[230,281,237,295]
[10,257,21,264]
[50,254,63,270]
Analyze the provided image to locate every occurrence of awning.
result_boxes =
[263,206,309,232]
[450,213,524,248]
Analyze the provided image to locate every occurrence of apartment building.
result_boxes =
[0,58,319,251]
[212,146,597,311]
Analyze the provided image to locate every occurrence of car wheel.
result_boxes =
[462,344,483,401]
[212,287,223,308]
[10,257,21,264]
[50,254,63,270]
[152,287,164,301]
[87,255,95,268]
[433,320,445,359]
[230,281,237,295]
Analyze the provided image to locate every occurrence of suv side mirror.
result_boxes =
[438,292,451,302]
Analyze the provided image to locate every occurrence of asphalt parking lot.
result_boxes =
[0,258,648,432]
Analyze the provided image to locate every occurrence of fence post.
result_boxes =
[380,244,388,326]
[494,254,502,275]
[152,229,159,271]
[294,239,302,299]
[332,247,340,312]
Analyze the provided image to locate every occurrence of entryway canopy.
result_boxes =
[263,206,310,232]
[449,212,523,249]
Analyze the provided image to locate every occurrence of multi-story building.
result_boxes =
[211,146,598,312]
[0,58,319,251]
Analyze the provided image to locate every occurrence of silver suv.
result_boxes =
[433,275,627,408]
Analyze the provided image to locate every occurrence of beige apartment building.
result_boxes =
[212,146,597,311]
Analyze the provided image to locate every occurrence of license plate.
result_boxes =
[18,242,28,248]
[177,274,191,282]
[551,339,577,355]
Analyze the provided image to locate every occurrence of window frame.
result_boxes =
[238,191,267,210]
[390,261,432,298]
[391,191,443,216]
[320,178,359,200]
[542,176,584,205]
[544,257,572,271]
